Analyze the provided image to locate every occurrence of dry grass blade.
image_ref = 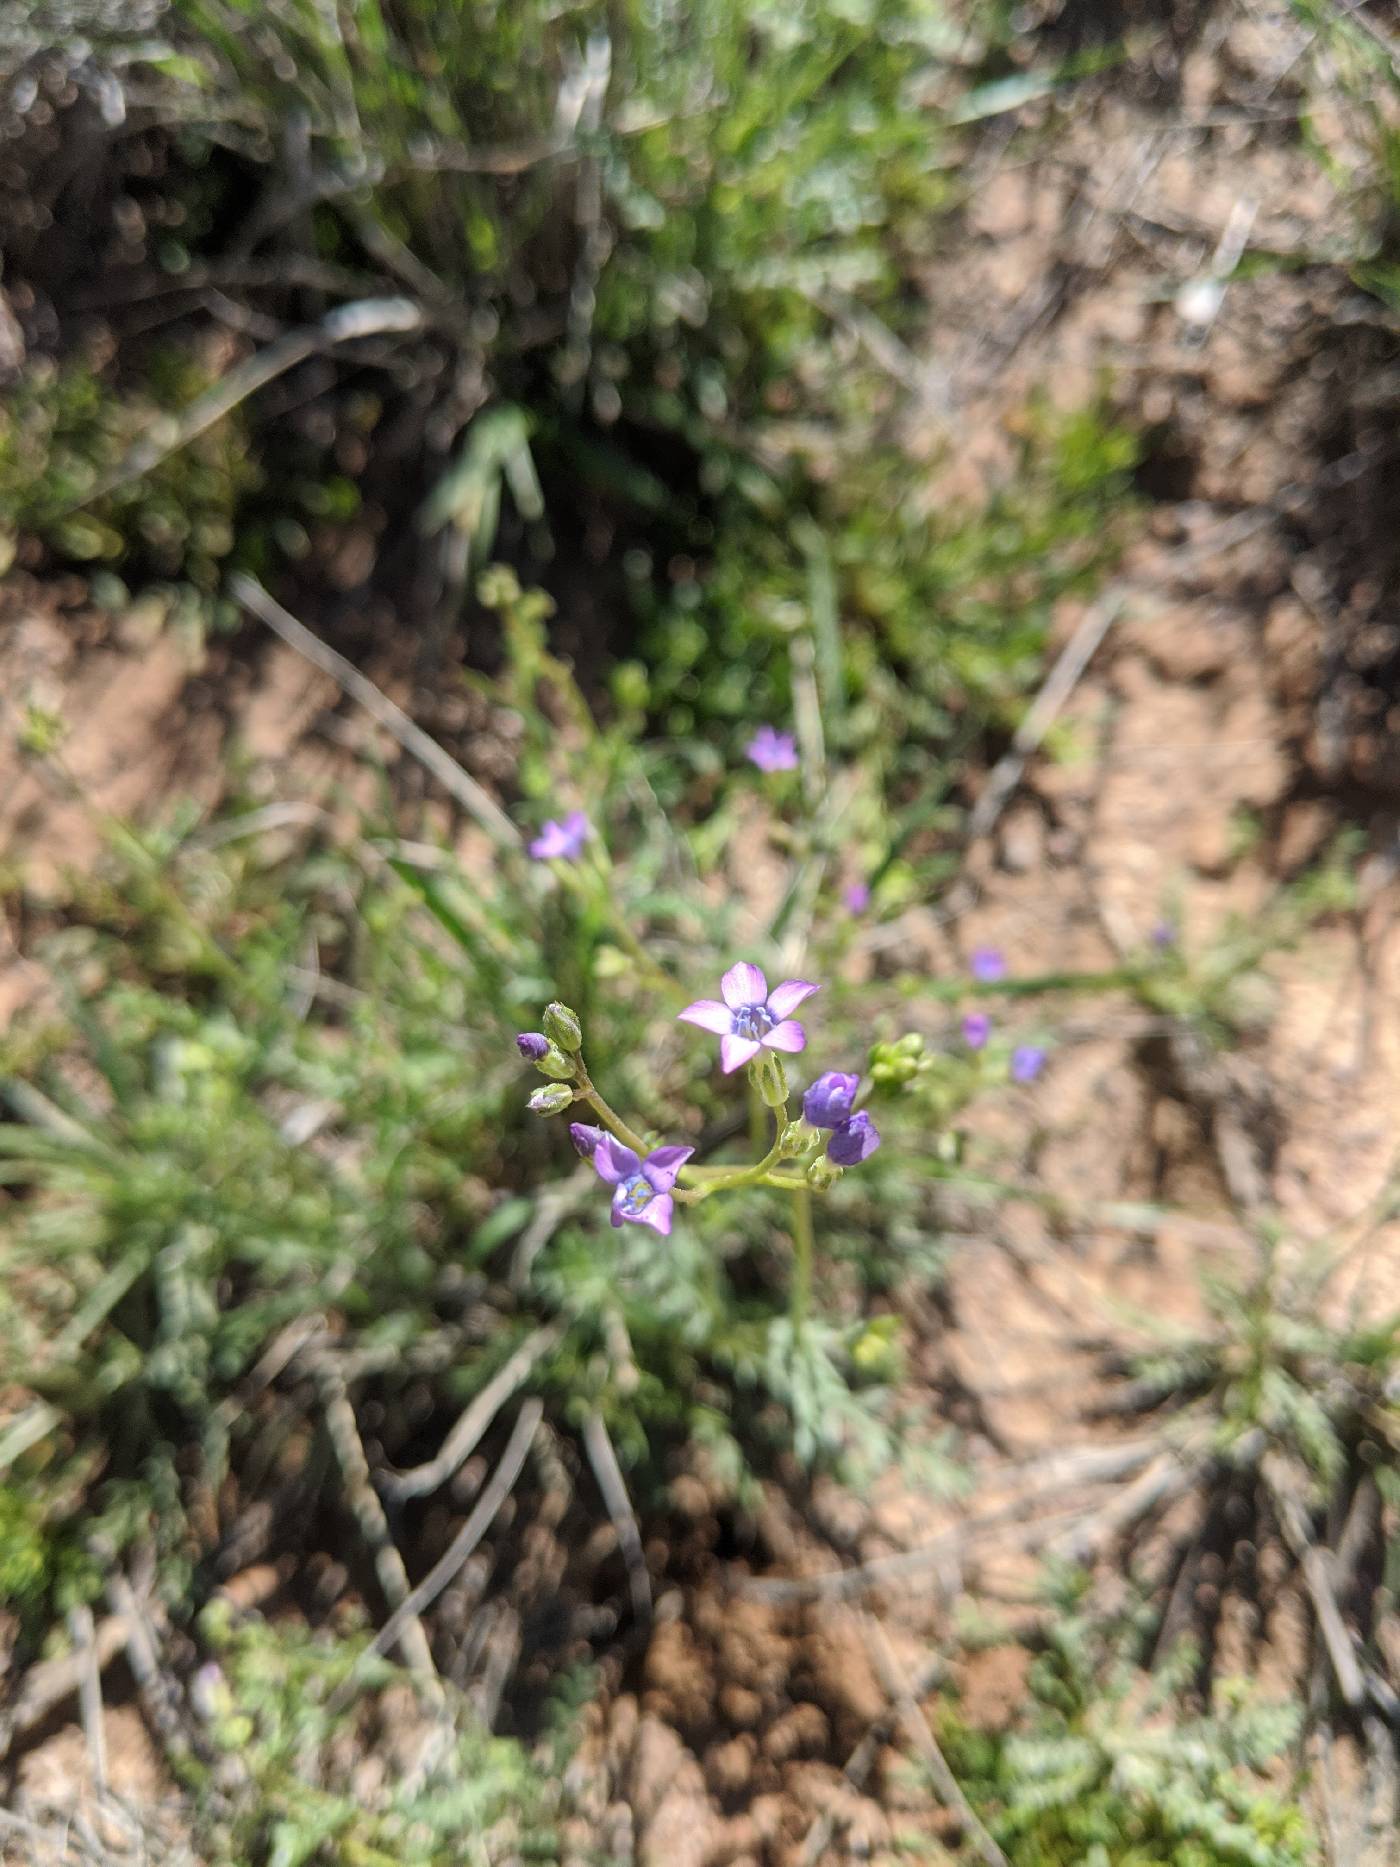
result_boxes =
[354,1398,545,1682]
[861,1612,1009,1867]
[582,1410,652,1624]
[0,1614,129,1763]
[68,297,423,510]
[1261,1452,1367,1709]
[380,1324,561,1501]
[233,572,522,850]
[318,1359,439,1686]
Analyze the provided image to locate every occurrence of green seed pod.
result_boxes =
[527,1083,574,1114]
[536,1044,576,1080]
[753,1051,789,1110]
[806,1155,843,1191]
[543,1002,583,1052]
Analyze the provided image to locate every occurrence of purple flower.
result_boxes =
[962,1012,991,1051]
[803,1070,860,1129]
[746,726,799,773]
[592,1135,694,1235]
[827,1110,881,1166]
[970,947,1005,983]
[844,881,871,914]
[679,962,820,1074]
[1011,1045,1046,1083]
[516,1032,550,1061]
[1151,920,1177,949]
[569,1122,606,1158]
[529,810,592,861]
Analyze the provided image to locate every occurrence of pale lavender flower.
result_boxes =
[1151,920,1177,949]
[569,1122,606,1159]
[970,947,1005,983]
[1011,1045,1046,1082]
[592,1135,694,1235]
[679,962,820,1073]
[746,725,799,773]
[844,881,871,914]
[962,1012,991,1051]
[827,1109,881,1166]
[803,1070,859,1129]
[516,1032,549,1061]
[529,810,592,861]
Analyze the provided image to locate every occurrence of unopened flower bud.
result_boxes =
[537,1044,576,1080]
[569,1122,605,1158]
[543,1002,583,1052]
[527,1083,574,1115]
[806,1155,843,1191]
[779,1119,817,1158]
[894,1033,925,1058]
[516,1032,549,1062]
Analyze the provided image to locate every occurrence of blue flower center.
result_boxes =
[731,1001,775,1040]
[619,1173,654,1214]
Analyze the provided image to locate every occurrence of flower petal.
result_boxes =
[677,999,732,1034]
[594,1135,640,1185]
[720,1033,762,1073]
[828,1110,881,1166]
[632,1192,674,1234]
[761,1019,806,1054]
[721,962,767,1009]
[642,1145,694,1192]
[610,1191,627,1226]
[766,978,820,1020]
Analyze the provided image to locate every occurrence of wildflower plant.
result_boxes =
[516,975,881,1327]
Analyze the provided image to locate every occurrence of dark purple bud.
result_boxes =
[516,1032,549,1061]
[962,1012,991,1051]
[803,1070,860,1130]
[1011,1045,1046,1082]
[827,1111,881,1166]
[569,1122,605,1159]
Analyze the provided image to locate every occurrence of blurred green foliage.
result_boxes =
[941,1582,1314,1866]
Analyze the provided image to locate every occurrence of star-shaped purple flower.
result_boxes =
[529,810,592,861]
[746,726,798,773]
[592,1135,694,1234]
[679,962,819,1073]
[1011,1045,1046,1082]
[962,1012,991,1051]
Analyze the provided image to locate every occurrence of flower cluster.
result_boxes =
[514,959,882,1246]
[959,947,1046,1082]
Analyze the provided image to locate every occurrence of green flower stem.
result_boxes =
[573,1059,650,1157]
[790,1184,814,1329]
[556,861,678,997]
[748,1076,767,1154]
